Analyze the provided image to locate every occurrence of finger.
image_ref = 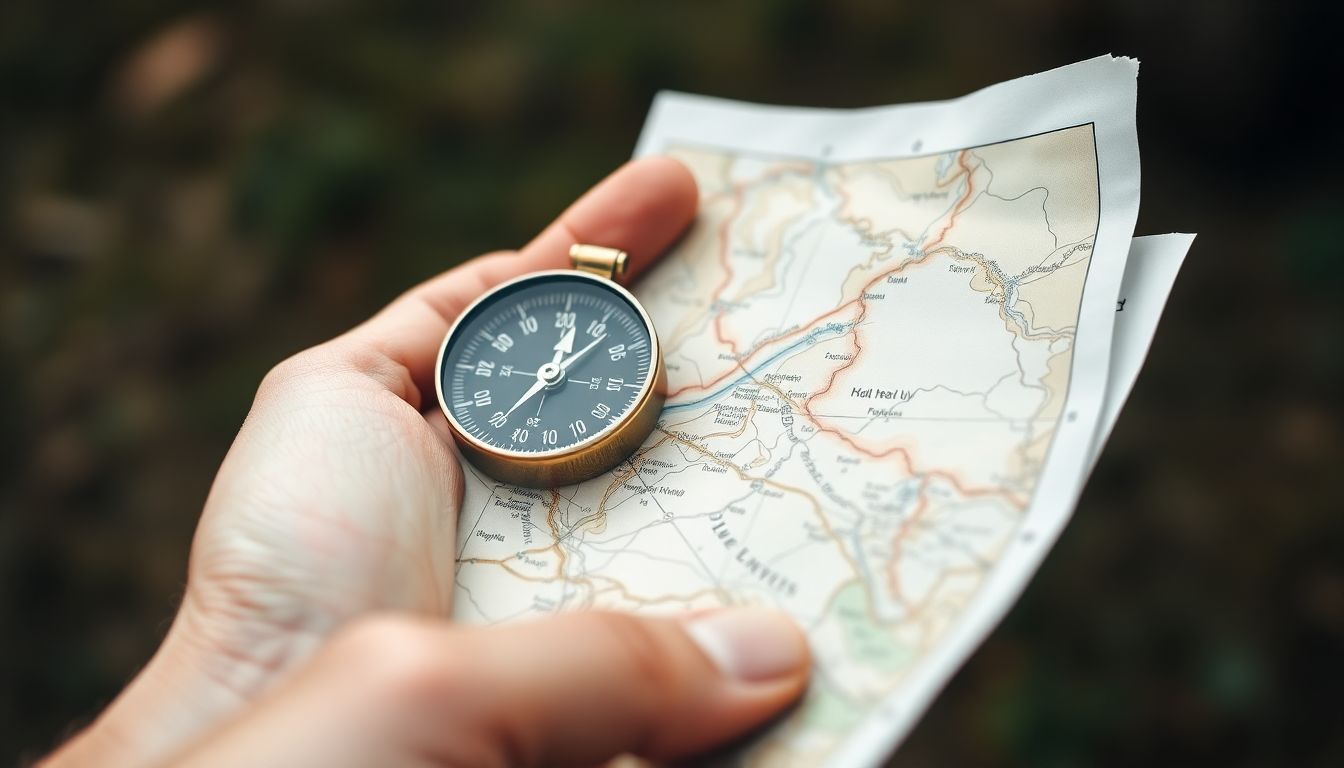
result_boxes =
[168,609,810,767]
[419,609,810,765]
[346,155,698,406]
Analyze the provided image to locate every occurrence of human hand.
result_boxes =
[46,157,811,767]
[165,609,809,767]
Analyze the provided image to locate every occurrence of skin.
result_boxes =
[41,156,811,768]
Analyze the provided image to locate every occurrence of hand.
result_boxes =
[165,610,808,767]
[45,157,811,768]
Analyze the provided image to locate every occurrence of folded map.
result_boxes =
[452,57,1192,767]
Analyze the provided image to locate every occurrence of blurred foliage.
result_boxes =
[2,0,1341,765]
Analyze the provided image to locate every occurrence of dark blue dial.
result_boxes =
[438,273,655,454]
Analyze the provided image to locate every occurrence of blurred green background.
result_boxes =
[2,1,1341,765]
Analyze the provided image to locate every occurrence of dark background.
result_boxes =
[2,1,1341,765]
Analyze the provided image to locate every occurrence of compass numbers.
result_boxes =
[441,274,655,454]
[517,312,538,335]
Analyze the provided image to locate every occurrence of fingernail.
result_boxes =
[683,608,808,683]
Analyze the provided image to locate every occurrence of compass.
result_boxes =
[434,245,666,487]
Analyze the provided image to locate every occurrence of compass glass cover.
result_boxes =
[439,274,655,454]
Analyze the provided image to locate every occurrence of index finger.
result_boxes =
[347,156,698,406]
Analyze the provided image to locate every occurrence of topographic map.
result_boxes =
[452,58,1189,766]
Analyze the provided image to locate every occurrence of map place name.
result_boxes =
[850,386,914,401]
[708,511,799,597]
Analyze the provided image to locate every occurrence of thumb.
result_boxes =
[169,610,811,767]
[420,608,811,765]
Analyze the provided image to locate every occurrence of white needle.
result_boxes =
[503,327,577,419]
[552,326,575,363]
[504,378,547,418]
[559,333,607,371]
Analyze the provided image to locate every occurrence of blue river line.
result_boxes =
[662,320,853,414]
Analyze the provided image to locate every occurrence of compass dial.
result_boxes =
[438,273,655,455]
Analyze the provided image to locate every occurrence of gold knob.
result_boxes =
[569,244,628,280]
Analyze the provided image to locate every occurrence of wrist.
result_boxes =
[42,604,254,768]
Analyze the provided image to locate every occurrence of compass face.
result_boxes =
[438,273,656,455]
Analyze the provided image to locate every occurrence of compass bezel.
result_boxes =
[434,269,666,487]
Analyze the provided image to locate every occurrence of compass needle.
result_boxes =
[559,333,607,371]
[503,378,547,418]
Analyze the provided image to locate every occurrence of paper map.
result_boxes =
[452,57,1192,766]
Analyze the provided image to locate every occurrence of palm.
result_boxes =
[184,360,463,683]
